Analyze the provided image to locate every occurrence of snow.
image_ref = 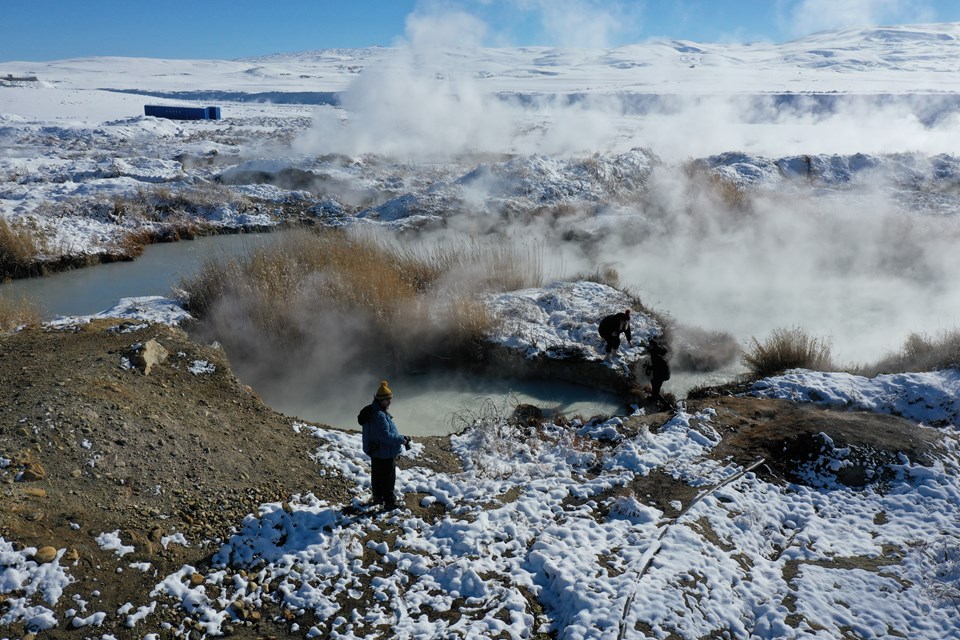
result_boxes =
[95,531,135,557]
[485,280,660,366]
[750,368,960,427]
[187,359,215,375]
[47,296,192,328]
[3,20,960,638]
[141,394,957,639]
[0,540,73,632]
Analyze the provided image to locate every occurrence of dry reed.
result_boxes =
[741,326,834,378]
[862,329,960,374]
[0,294,40,332]
[0,217,44,278]
[179,228,541,361]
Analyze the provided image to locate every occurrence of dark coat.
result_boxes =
[598,312,632,343]
[648,340,670,380]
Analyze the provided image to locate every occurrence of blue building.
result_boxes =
[144,105,222,120]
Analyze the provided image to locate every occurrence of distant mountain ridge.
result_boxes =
[4,22,959,96]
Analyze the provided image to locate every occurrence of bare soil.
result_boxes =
[0,320,457,639]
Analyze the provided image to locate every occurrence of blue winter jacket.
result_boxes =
[362,402,405,459]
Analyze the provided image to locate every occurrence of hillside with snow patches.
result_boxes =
[2,23,960,639]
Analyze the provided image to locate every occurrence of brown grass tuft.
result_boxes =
[861,329,960,375]
[683,159,751,211]
[0,294,41,332]
[572,266,620,289]
[741,327,834,378]
[0,217,44,278]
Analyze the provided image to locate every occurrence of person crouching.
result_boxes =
[361,380,411,510]
[598,308,632,358]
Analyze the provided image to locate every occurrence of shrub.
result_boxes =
[0,217,43,278]
[683,159,751,211]
[572,266,620,289]
[111,228,153,258]
[741,327,834,378]
[863,329,960,374]
[0,294,40,332]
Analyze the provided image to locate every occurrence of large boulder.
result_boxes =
[128,339,169,375]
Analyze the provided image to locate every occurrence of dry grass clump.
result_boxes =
[683,160,750,211]
[862,329,960,375]
[110,228,154,258]
[0,294,40,332]
[572,266,621,289]
[394,237,543,294]
[134,183,255,219]
[179,229,540,365]
[741,327,834,378]
[0,217,45,278]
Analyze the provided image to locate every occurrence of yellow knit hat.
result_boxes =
[375,380,393,401]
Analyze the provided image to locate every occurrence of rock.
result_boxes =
[13,451,45,481]
[20,487,46,498]
[33,546,58,564]
[63,548,79,562]
[231,601,247,620]
[190,572,204,586]
[129,339,169,375]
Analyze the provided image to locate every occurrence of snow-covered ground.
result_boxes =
[3,21,960,638]
[3,296,960,637]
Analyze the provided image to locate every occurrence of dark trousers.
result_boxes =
[601,333,620,353]
[651,376,665,401]
[371,456,396,504]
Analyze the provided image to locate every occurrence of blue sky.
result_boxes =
[3,0,960,61]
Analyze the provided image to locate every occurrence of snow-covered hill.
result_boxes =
[4,23,959,95]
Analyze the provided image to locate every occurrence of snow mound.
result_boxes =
[47,296,192,328]
[485,280,660,365]
[749,368,960,428]
[458,148,658,203]
[702,151,960,192]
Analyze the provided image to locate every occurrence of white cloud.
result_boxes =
[511,0,637,48]
[404,6,489,50]
[785,0,936,36]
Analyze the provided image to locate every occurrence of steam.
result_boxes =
[293,0,960,162]
[535,167,960,365]
[282,4,960,384]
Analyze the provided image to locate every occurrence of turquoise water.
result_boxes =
[264,372,629,437]
[0,232,279,318]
